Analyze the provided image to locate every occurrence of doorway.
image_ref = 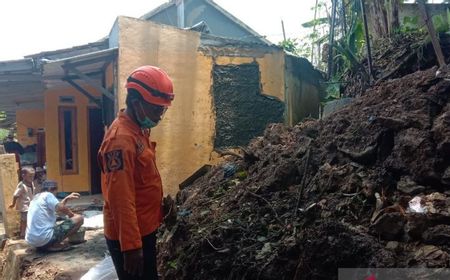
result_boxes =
[88,108,104,194]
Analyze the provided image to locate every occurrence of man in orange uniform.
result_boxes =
[98,65,174,280]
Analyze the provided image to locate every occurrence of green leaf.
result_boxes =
[332,42,360,70]
[0,129,8,140]
[301,17,328,28]
[278,38,299,55]
[167,260,178,270]
[432,14,449,33]
[347,20,364,55]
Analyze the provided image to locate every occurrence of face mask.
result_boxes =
[134,102,159,129]
[137,116,158,129]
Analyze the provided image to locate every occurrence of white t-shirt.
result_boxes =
[25,192,60,247]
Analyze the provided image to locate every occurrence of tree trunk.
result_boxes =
[366,0,401,38]
[366,0,389,38]
[389,0,400,34]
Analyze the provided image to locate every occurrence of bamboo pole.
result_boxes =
[281,19,287,41]
[311,0,319,63]
[341,0,348,35]
[417,0,446,68]
[360,0,374,81]
[327,0,338,79]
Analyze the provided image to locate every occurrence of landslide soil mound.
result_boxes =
[158,66,450,280]
[343,32,450,98]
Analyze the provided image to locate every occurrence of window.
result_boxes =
[59,107,78,174]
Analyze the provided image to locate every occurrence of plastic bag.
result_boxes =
[83,212,104,229]
[408,196,425,213]
[80,256,118,280]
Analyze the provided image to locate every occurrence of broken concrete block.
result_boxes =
[0,154,20,238]
[322,98,354,118]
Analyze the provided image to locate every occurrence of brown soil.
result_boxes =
[158,66,450,280]
[20,260,63,280]
[343,32,450,98]
[13,229,106,280]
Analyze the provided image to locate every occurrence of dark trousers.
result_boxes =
[106,232,158,280]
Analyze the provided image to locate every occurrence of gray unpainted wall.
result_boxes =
[212,63,284,148]
[285,55,323,126]
[400,3,449,25]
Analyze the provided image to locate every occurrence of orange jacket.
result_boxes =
[98,110,163,251]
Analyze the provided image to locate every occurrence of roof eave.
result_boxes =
[205,0,273,46]
[140,0,176,20]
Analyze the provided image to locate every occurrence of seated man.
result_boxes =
[26,180,84,252]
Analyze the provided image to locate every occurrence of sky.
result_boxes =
[0,0,317,61]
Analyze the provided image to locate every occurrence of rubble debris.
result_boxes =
[157,66,450,280]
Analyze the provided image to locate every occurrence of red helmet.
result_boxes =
[125,66,175,106]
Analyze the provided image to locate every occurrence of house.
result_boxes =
[0,0,321,196]
[140,0,271,45]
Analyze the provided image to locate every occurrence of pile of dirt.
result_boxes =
[343,32,450,98]
[157,66,450,280]
[20,260,67,280]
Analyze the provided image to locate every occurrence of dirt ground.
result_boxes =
[0,199,106,280]
[7,228,106,280]
[157,65,450,279]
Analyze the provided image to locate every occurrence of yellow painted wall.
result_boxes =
[114,17,291,196]
[16,109,44,147]
[215,56,254,65]
[116,17,215,196]
[105,63,114,90]
[44,85,101,193]
[256,52,285,101]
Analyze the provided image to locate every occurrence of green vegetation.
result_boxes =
[278,38,300,55]
[0,129,8,141]
[278,0,450,103]
[0,111,7,141]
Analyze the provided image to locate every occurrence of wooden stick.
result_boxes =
[417,0,446,68]
[360,0,374,82]
[327,0,338,79]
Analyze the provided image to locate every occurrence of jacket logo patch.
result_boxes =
[105,150,124,172]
